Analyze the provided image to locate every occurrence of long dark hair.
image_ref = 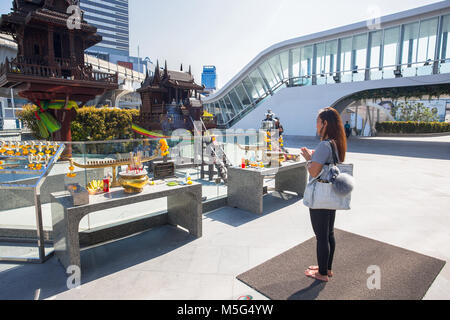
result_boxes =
[318,107,347,163]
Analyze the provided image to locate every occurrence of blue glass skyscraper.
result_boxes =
[80,0,130,61]
[202,66,217,91]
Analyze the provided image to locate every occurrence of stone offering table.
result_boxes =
[227,161,307,214]
[50,182,202,271]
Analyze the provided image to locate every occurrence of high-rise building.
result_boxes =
[80,0,132,66]
[80,0,129,56]
[201,66,217,92]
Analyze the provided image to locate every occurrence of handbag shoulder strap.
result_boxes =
[327,140,340,165]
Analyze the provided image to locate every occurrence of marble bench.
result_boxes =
[50,182,202,271]
[227,161,308,214]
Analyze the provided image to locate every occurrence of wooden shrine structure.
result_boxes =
[0,0,118,146]
[137,61,217,133]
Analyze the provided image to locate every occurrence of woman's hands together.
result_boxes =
[301,147,315,161]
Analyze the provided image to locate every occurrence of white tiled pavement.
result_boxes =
[0,135,449,300]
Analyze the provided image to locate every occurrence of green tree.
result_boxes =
[394,102,440,122]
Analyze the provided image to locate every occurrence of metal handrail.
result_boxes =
[290,59,440,81]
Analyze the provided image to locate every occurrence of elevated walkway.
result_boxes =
[235,72,450,136]
[203,2,450,135]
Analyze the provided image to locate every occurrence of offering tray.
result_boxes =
[118,169,149,194]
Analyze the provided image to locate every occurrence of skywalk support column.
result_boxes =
[288,49,294,87]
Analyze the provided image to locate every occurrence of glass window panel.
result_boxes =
[417,18,438,63]
[383,26,400,67]
[291,47,301,78]
[300,45,313,80]
[228,90,243,112]
[219,99,232,123]
[340,37,353,71]
[340,37,353,82]
[325,40,338,75]
[316,76,327,85]
[217,100,227,123]
[242,76,259,101]
[417,65,433,76]
[259,61,278,89]
[353,33,368,71]
[370,69,383,80]
[441,14,450,61]
[370,30,383,69]
[401,22,419,66]
[249,70,266,97]
[235,83,252,107]
[352,72,365,82]
[279,51,289,79]
[257,67,272,92]
[268,55,283,82]
[214,102,225,124]
[315,43,326,76]
[223,95,236,119]
[5,109,14,118]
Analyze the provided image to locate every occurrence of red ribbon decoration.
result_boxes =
[35,99,45,113]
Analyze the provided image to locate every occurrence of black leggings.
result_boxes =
[309,209,336,276]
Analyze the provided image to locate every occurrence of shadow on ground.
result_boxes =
[205,192,301,228]
[0,225,195,300]
[287,281,327,300]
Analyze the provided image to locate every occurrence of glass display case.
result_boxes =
[0,141,65,263]
[0,132,268,263]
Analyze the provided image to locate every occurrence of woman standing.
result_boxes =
[300,108,347,282]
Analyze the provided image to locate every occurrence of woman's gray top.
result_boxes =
[312,141,334,165]
[309,141,335,181]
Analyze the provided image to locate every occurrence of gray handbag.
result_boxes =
[303,140,354,210]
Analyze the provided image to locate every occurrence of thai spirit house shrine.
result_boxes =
[137,61,217,134]
[0,0,118,148]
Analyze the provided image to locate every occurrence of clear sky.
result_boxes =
[0,0,443,88]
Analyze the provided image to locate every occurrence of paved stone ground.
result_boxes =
[0,135,449,300]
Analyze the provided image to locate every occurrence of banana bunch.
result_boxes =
[87,180,104,194]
